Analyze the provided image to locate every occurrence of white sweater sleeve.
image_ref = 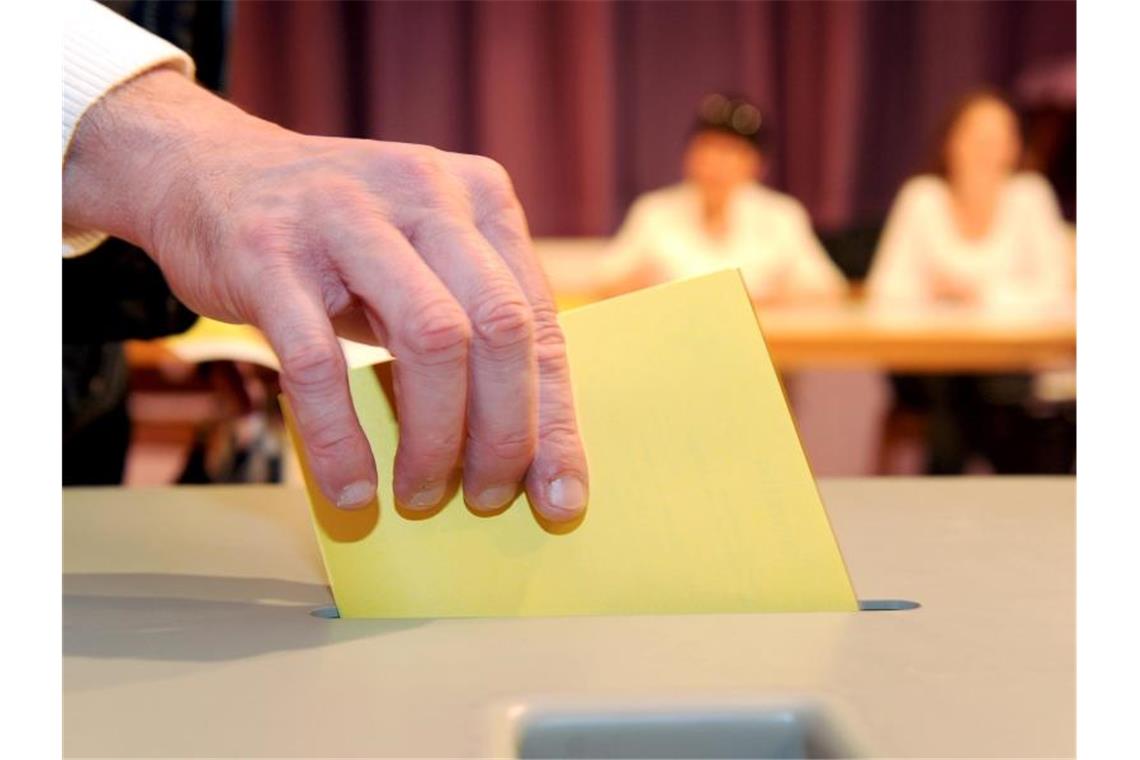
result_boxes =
[63,0,196,257]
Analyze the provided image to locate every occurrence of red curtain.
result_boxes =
[228,0,1075,236]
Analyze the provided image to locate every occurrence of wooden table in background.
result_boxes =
[755,301,1075,372]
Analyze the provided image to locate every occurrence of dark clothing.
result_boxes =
[891,373,1075,475]
[62,240,199,485]
[63,1,229,485]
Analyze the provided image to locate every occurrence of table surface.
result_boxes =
[63,478,1074,758]
[755,300,1075,371]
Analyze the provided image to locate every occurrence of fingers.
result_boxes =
[397,219,539,514]
[444,154,590,522]
[350,146,540,514]
[323,217,471,513]
[302,146,582,524]
[254,271,377,510]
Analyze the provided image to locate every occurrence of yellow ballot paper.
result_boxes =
[285,269,857,618]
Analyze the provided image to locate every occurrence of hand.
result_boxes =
[63,68,589,521]
[931,270,982,304]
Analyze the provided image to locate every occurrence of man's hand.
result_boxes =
[63,68,589,521]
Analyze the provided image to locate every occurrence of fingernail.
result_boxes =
[407,482,446,510]
[547,475,587,517]
[336,481,375,509]
[470,483,518,512]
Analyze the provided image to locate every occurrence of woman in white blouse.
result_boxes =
[600,94,848,305]
[867,90,1072,311]
[868,89,1075,474]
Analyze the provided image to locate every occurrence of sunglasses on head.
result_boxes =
[694,94,767,149]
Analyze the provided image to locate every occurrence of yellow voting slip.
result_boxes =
[285,269,857,618]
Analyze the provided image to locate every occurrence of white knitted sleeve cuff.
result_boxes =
[63,0,196,256]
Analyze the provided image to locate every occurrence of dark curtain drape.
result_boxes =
[228,0,1075,236]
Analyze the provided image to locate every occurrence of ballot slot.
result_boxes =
[857,599,921,611]
[505,702,861,759]
[309,600,921,619]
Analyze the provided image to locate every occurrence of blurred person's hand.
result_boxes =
[63,68,588,521]
[930,269,982,304]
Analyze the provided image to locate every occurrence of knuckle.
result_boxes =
[470,155,514,193]
[415,429,465,464]
[399,301,472,364]
[536,415,586,468]
[475,428,536,464]
[468,156,522,216]
[531,303,569,363]
[398,147,448,188]
[537,415,580,442]
[305,422,359,461]
[279,340,345,393]
[399,428,464,477]
[470,290,534,352]
[396,154,467,223]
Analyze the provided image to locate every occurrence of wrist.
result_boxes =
[61,67,266,260]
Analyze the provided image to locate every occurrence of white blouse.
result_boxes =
[604,183,848,301]
[866,173,1073,311]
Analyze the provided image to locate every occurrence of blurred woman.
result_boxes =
[867,89,1072,310]
[601,94,847,305]
[868,89,1075,475]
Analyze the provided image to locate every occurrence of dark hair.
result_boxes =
[926,87,1024,177]
[690,93,770,152]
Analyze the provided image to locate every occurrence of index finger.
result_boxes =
[253,272,378,510]
[445,153,589,523]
